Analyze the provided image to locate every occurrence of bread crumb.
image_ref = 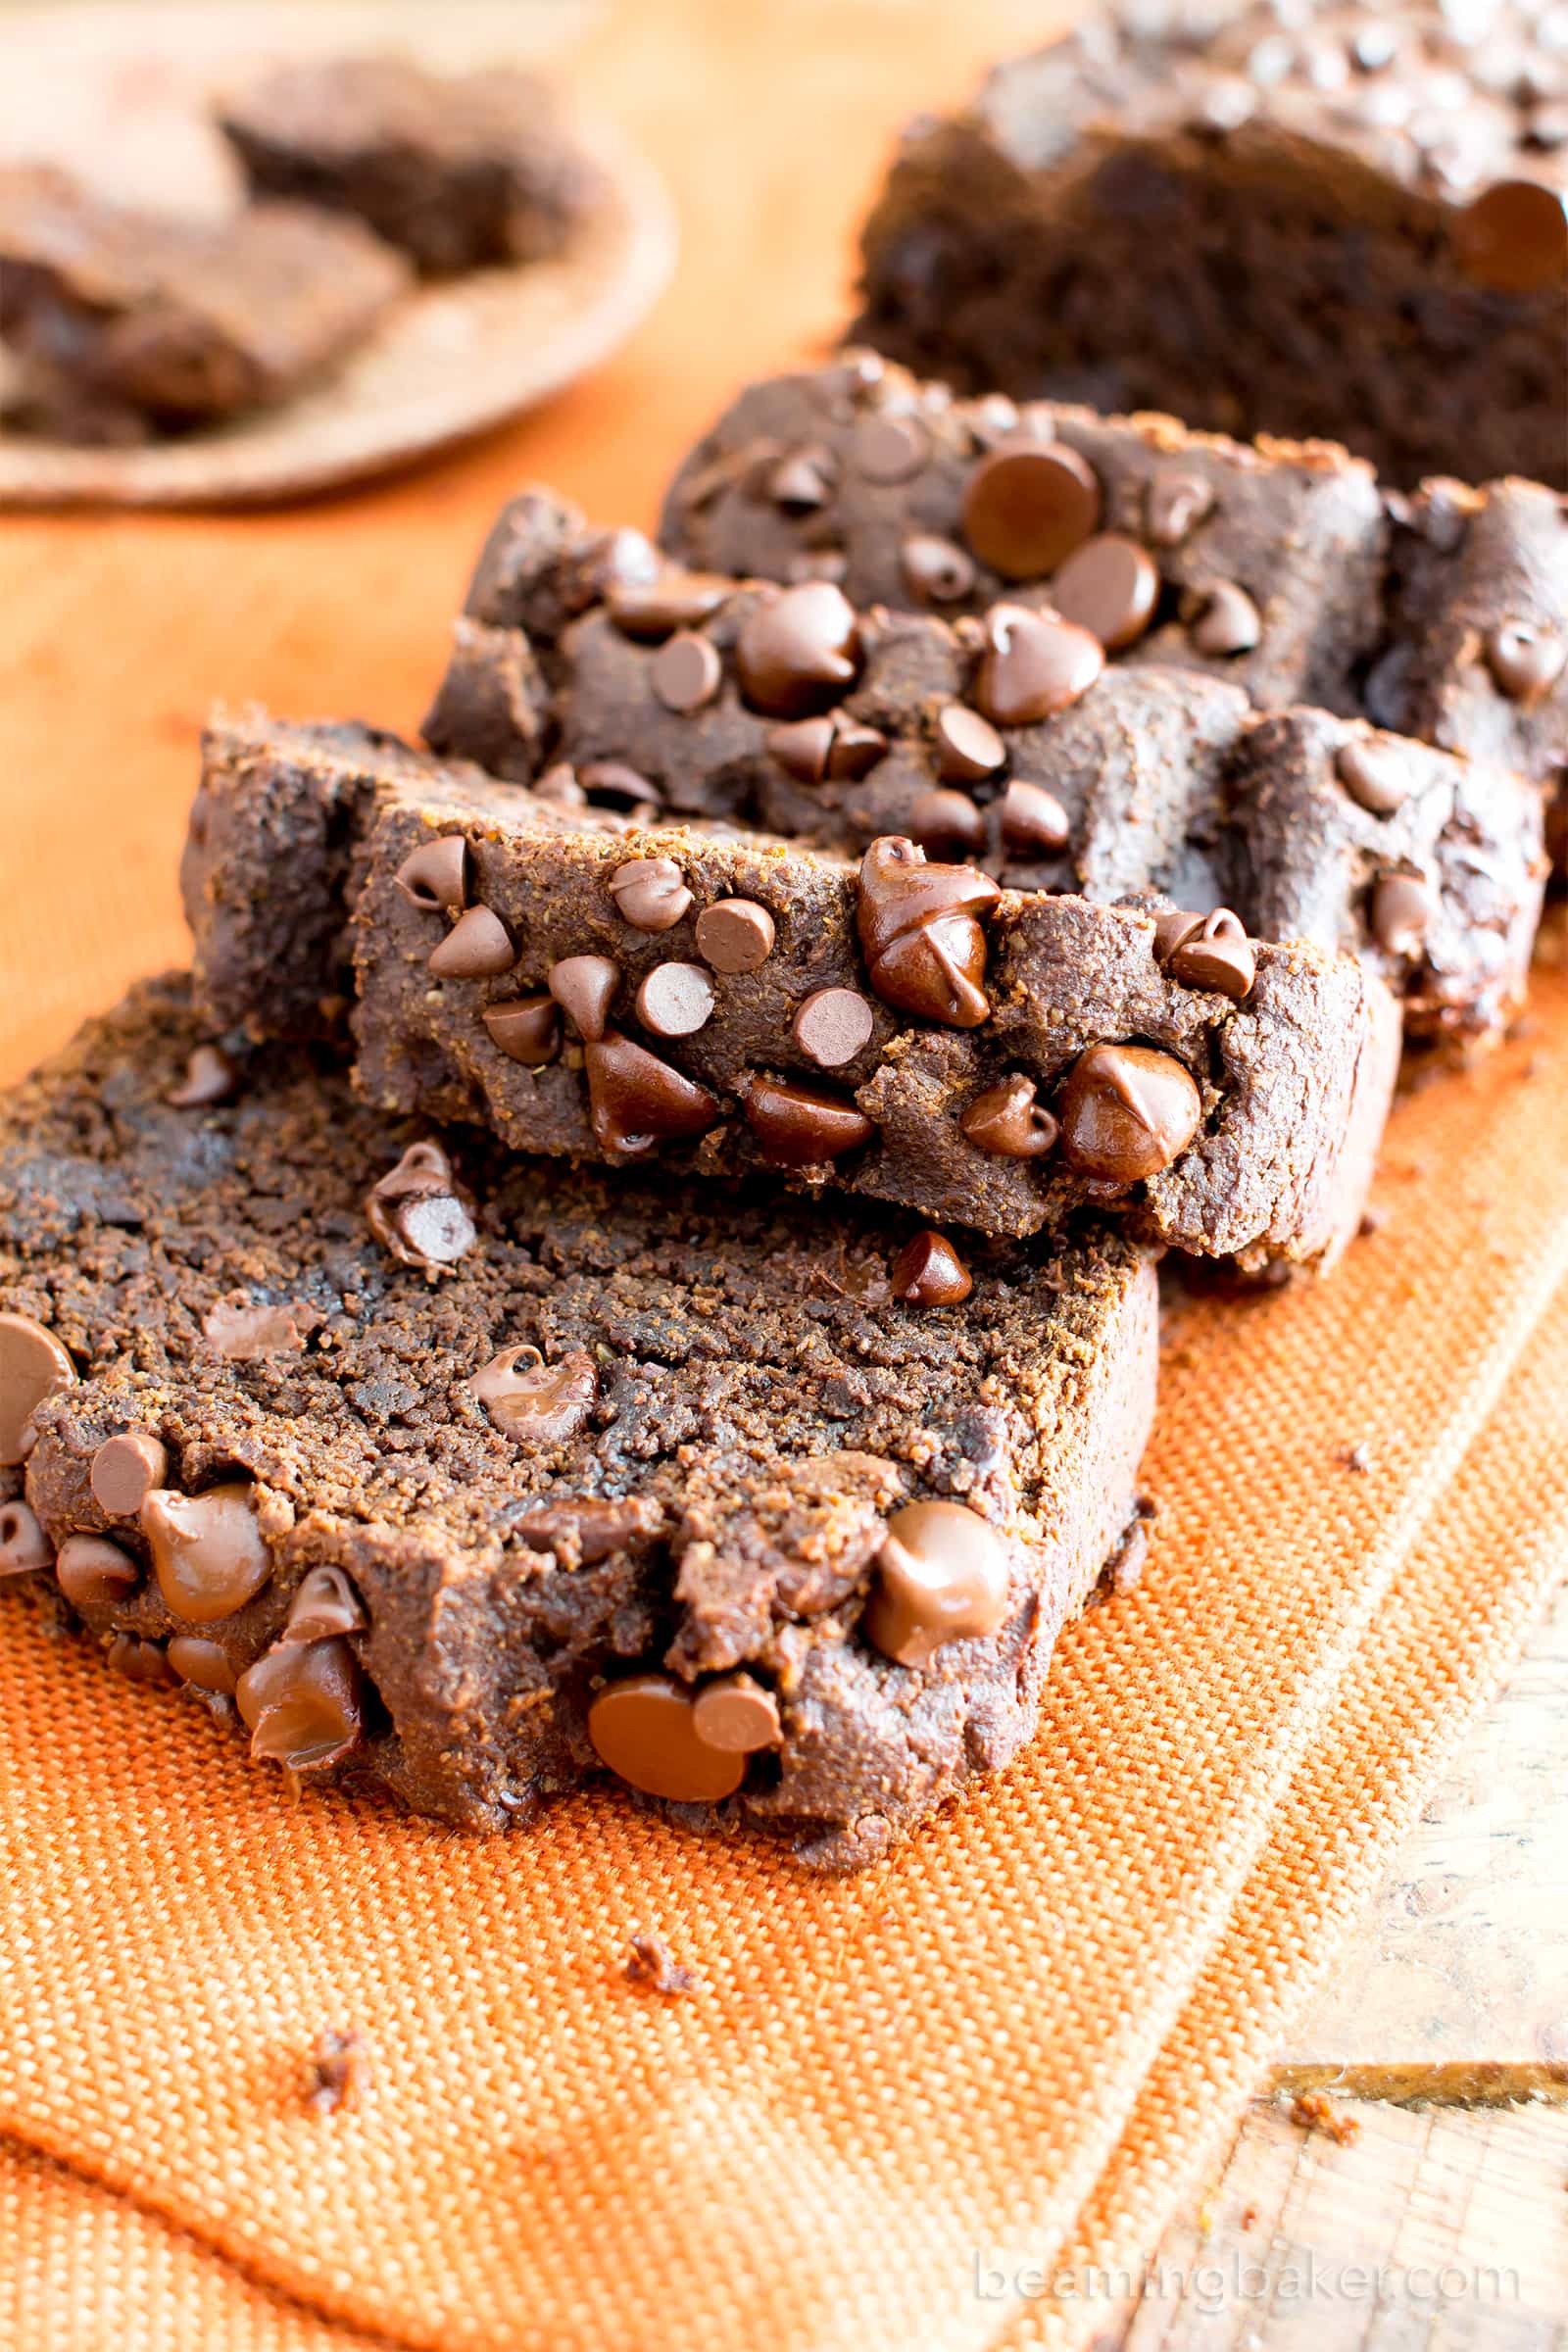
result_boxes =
[624,1935,699,1996]
[1288,2090,1359,2146]
[303,2029,368,2115]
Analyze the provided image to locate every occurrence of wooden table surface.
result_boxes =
[1,4,1563,2345]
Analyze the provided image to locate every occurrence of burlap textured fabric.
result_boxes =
[2,4,1565,2344]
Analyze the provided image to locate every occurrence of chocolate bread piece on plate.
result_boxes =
[845,1,1567,493]
[185,714,1398,1272]
[424,487,1544,1050]
[0,977,1157,1869]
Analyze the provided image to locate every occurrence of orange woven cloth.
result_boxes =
[3,4,1567,2346]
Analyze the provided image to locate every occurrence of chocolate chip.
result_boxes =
[56,1532,141,1610]
[609,857,693,934]
[765,713,836,782]
[1050,532,1160,649]
[202,1299,317,1359]
[588,1672,748,1802]
[108,1634,176,1686]
[651,630,723,714]
[578,760,662,820]
[167,1635,237,1694]
[1371,871,1436,957]
[902,534,977,604]
[890,1231,973,1306]
[1056,1044,1202,1186]
[91,1429,170,1517]
[635,961,715,1039]
[961,442,1102,577]
[1165,908,1256,1001]
[236,1637,366,1773]
[691,1673,782,1753]
[862,1501,1010,1668]
[959,1075,1059,1158]
[427,905,514,978]
[140,1483,270,1625]
[852,412,929,483]
[394,836,468,910]
[533,762,588,811]
[742,1077,876,1165]
[514,1496,658,1566]
[1485,618,1567,702]
[1182,579,1262,657]
[548,954,619,1043]
[0,1499,53,1576]
[858,836,1001,1028]
[167,1044,237,1107]
[366,1140,476,1271]
[284,1564,368,1644]
[585,1033,720,1153]
[768,445,837,511]
[694,898,775,973]
[1145,464,1215,546]
[1453,179,1568,293]
[931,708,1004,792]
[787,550,848,585]
[824,718,890,779]
[1337,737,1413,814]
[735,583,861,717]
[908,787,987,858]
[608,572,731,640]
[0,1311,75,1466]
[483,995,561,1066]
[792,987,876,1068]
[469,1347,598,1445]
[1000,777,1072,857]
[975,604,1103,724]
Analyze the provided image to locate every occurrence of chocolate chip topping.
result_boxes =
[694,898,776,974]
[482,995,562,1067]
[514,1496,657,1566]
[1371,870,1436,957]
[1337,737,1413,815]
[651,630,723,715]
[57,1533,141,1611]
[587,1672,748,1803]
[468,1346,598,1445]
[109,1635,175,1686]
[1145,464,1215,547]
[1056,1044,1202,1187]
[742,1076,876,1165]
[427,905,514,979]
[792,986,876,1069]
[1050,532,1161,650]
[547,954,619,1043]
[236,1637,366,1773]
[1485,617,1567,702]
[959,1075,1059,1159]
[1000,777,1072,857]
[1182,580,1262,658]
[975,603,1104,724]
[167,1635,237,1695]
[858,835,1001,1029]
[862,1500,1010,1669]
[90,1429,171,1518]
[394,836,468,910]
[933,702,1006,782]
[167,1044,237,1108]
[578,760,662,820]
[908,787,987,858]
[0,1311,75,1466]
[609,857,694,934]
[608,572,730,640]
[852,411,929,483]
[585,1033,721,1154]
[823,718,890,779]
[734,582,862,717]
[0,1499,53,1576]
[890,1230,973,1306]
[1162,908,1256,1002]
[366,1140,476,1271]
[1453,178,1568,294]
[283,1563,368,1644]
[902,533,977,604]
[765,714,836,782]
[634,960,716,1039]
[961,441,1102,577]
[768,445,837,511]
[140,1483,270,1625]
[690,1672,782,1754]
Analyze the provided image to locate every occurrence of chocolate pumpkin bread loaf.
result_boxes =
[846,1,1568,492]
[0,977,1157,1869]
[424,486,1544,1048]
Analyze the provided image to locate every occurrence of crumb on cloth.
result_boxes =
[624,1935,700,1996]
[303,2028,369,2115]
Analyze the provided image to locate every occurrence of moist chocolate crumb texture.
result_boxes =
[423,486,1544,1049]
[0,977,1157,1868]
[844,1,1568,495]
[218,55,604,276]
[658,359,1568,867]
[185,714,1398,1272]
[0,165,410,443]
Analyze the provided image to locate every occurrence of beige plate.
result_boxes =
[0,2,675,507]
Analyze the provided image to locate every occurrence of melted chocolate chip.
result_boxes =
[514,1496,657,1566]
[108,1634,176,1686]
[608,572,731,640]
[366,1140,476,1271]
[56,1532,141,1610]
[588,1673,748,1802]
[975,604,1103,725]
[167,1635,237,1694]
[1056,1044,1202,1187]
[0,1312,75,1467]
[959,1075,1059,1159]
[585,1033,721,1154]
[609,858,693,934]
[469,1347,598,1445]
[0,1499,53,1576]
[862,1501,1010,1668]
[236,1637,366,1773]
[283,1564,368,1644]
[1182,580,1262,658]
[1145,464,1215,546]
[858,836,1001,1028]
[742,1077,876,1165]
[140,1483,271,1625]
[768,445,837,511]
[890,1231,973,1306]
[734,583,861,717]
[167,1044,238,1107]
[1163,908,1256,1001]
